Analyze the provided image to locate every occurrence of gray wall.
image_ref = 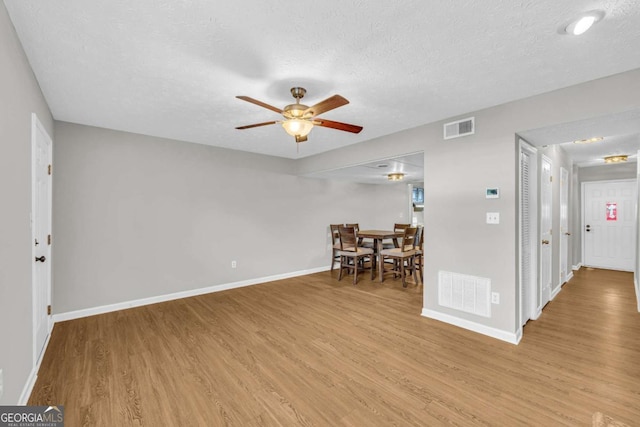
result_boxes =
[53,122,408,313]
[0,4,53,404]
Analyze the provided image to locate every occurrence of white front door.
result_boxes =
[32,113,53,365]
[540,156,553,307]
[583,179,637,272]
[559,167,569,285]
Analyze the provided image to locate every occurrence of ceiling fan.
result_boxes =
[235,87,363,143]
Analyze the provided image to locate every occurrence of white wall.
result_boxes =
[0,3,54,404]
[52,122,408,313]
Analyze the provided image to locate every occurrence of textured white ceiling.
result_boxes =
[5,0,640,159]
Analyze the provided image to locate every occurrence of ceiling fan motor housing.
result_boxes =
[283,103,310,119]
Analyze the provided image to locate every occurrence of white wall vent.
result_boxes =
[443,117,475,140]
[438,271,491,317]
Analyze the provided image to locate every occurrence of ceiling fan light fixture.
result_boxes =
[387,172,405,181]
[282,119,313,137]
[604,155,628,164]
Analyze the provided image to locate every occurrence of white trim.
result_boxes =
[572,263,582,271]
[551,284,562,300]
[18,328,53,405]
[565,271,574,282]
[53,266,329,323]
[635,277,640,312]
[421,308,521,345]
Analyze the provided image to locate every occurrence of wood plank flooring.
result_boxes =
[29,268,640,426]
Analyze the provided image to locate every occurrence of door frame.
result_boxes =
[31,113,53,366]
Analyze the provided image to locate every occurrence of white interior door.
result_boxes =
[32,113,53,365]
[540,156,552,307]
[519,141,538,325]
[583,179,637,272]
[559,167,569,285]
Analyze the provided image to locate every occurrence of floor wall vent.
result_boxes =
[438,270,491,317]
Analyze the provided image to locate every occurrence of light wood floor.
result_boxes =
[30,268,640,426]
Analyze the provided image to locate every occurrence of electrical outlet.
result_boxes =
[486,212,500,224]
[0,368,4,400]
[231,260,237,268]
[491,292,500,304]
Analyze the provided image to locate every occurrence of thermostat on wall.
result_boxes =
[486,188,499,199]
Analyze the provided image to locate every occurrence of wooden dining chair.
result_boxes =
[346,223,373,248]
[383,223,411,249]
[330,224,342,272]
[338,225,374,285]
[414,225,424,283]
[380,226,419,287]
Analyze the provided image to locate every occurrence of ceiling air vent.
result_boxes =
[443,117,475,140]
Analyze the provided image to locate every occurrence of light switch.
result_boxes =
[486,212,500,224]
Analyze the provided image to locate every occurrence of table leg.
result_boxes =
[377,238,384,282]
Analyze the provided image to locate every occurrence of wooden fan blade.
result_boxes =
[313,118,363,134]
[235,121,278,130]
[295,135,308,143]
[303,95,349,117]
[236,96,283,114]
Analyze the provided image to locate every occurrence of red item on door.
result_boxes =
[606,202,617,221]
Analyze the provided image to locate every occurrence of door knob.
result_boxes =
[35,255,46,262]
[541,240,550,245]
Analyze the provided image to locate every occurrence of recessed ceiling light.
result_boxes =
[573,136,604,144]
[604,155,628,164]
[564,10,605,36]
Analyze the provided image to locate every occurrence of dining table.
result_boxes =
[357,229,403,282]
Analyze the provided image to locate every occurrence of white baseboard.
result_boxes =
[572,263,582,271]
[565,271,574,283]
[635,277,640,313]
[421,308,521,345]
[53,266,330,323]
[18,367,37,405]
[18,324,54,405]
[550,284,562,301]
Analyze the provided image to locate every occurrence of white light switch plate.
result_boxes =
[486,212,500,224]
